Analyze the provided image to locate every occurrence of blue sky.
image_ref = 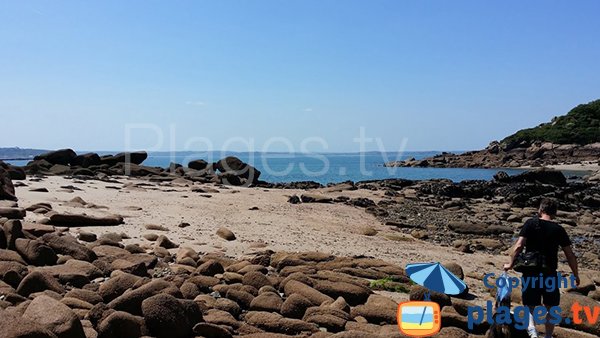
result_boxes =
[1,1,598,152]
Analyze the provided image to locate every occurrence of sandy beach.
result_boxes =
[518,162,600,173]
[16,176,511,299]
[15,174,600,304]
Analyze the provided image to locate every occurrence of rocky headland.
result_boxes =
[385,99,600,170]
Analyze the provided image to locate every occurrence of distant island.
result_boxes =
[0,147,48,160]
[386,99,600,170]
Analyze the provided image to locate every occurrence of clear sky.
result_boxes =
[1,1,598,152]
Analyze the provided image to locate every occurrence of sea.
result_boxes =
[5,151,533,184]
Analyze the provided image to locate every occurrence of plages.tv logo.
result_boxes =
[397,262,467,337]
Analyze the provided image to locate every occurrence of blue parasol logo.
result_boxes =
[405,262,467,295]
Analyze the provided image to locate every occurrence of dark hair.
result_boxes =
[539,198,558,216]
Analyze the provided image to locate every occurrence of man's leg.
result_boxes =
[543,274,561,338]
[544,306,555,338]
[527,306,539,338]
[522,279,541,338]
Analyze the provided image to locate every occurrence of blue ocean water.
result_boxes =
[401,313,434,324]
[6,151,524,184]
[145,151,526,184]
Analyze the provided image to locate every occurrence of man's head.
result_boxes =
[539,198,558,218]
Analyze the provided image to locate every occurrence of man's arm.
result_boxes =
[503,236,526,270]
[562,245,580,286]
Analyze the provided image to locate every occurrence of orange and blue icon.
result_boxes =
[397,300,441,337]
[397,262,467,336]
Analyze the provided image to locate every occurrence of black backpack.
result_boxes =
[513,218,549,274]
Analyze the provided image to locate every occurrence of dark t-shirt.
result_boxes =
[518,218,572,272]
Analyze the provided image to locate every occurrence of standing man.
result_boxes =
[504,198,580,338]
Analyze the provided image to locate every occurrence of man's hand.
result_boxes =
[503,263,512,271]
[575,275,581,287]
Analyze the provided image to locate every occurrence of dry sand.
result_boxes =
[15,176,529,300]
[518,162,600,173]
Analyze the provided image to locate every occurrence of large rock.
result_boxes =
[37,259,103,280]
[0,207,25,219]
[202,308,240,328]
[443,262,465,280]
[242,271,272,290]
[559,293,600,335]
[281,293,313,319]
[47,212,124,227]
[3,219,24,250]
[109,163,162,177]
[510,169,567,186]
[34,149,77,165]
[186,275,220,293]
[188,159,208,170]
[1,161,26,180]
[0,163,17,201]
[48,164,71,175]
[225,289,255,309]
[65,289,103,305]
[441,306,489,334]
[23,295,86,338]
[216,227,236,241]
[312,280,371,306]
[22,222,55,237]
[300,194,333,203]
[71,153,101,168]
[0,248,27,264]
[0,309,58,338]
[196,259,224,276]
[15,238,58,266]
[42,233,97,262]
[249,291,283,312]
[214,156,261,183]
[71,168,95,176]
[17,271,65,296]
[155,235,178,249]
[97,311,146,338]
[244,311,319,335]
[24,159,54,174]
[350,294,397,324]
[0,260,27,287]
[100,151,148,166]
[447,221,513,235]
[303,307,348,332]
[141,293,199,338]
[283,280,334,306]
[410,285,452,307]
[98,272,142,302]
[193,323,233,338]
[107,279,180,315]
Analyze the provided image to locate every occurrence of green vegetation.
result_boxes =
[382,233,414,242]
[369,277,411,293]
[501,99,600,146]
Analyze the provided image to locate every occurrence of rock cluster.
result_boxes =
[0,210,417,338]
[1,213,598,337]
[385,141,600,168]
[341,170,600,269]
[21,149,262,186]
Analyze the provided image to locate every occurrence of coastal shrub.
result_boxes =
[369,277,410,293]
[501,99,600,146]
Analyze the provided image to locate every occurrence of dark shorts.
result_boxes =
[521,272,561,307]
